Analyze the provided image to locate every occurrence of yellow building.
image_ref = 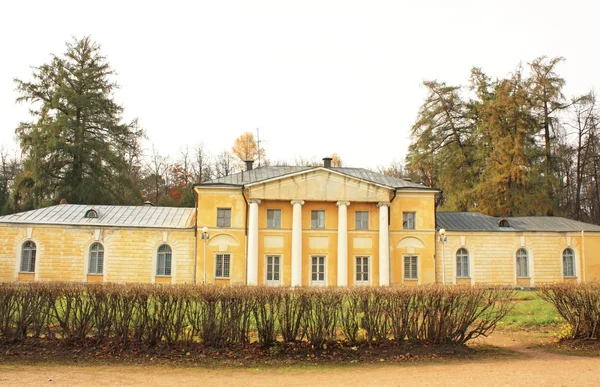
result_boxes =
[194,158,438,286]
[1,157,599,287]
[435,212,600,287]
[0,204,196,284]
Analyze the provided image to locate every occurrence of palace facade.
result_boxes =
[1,157,599,286]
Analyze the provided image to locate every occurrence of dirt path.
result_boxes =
[1,333,599,387]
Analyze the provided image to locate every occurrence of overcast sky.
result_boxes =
[2,0,599,170]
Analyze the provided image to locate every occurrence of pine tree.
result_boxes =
[14,36,144,206]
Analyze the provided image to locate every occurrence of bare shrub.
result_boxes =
[538,283,600,339]
[299,287,343,348]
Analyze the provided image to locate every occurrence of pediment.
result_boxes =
[247,169,391,202]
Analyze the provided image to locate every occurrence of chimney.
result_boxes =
[59,198,68,204]
[322,157,332,168]
[245,160,254,171]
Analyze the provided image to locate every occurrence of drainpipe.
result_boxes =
[582,230,586,282]
[242,186,249,285]
[388,190,397,284]
[193,186,198,285]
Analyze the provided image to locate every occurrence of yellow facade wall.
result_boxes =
[0,224,195,284]
[435,231,600,286]
[194,182,439,286]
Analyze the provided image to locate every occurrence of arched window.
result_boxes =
[20,241,37,272]
[456,248,469,277]
[563,248,575,277]
[88,242,104,274]
[156,244,172,276]
[516,248,529,277]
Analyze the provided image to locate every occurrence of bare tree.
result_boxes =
[213,151,236,178]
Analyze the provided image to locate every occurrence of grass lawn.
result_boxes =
[496,290,563,330]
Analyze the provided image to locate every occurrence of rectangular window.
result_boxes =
[355,211,369,230]
[402,212,415,230]
[267,209,281,228]
[355,256,369,284]
[404,256,418,280]
[266,255,281,285]
[217,208,231,227]
[311,210,325,229]
[215,253,231,278]
[311,256,326,285]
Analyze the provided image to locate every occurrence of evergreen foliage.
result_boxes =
[14,36,144,208]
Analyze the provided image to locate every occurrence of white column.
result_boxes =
[247,199,261,285]
[337,201,350,286]
[378,201,391,286]
[291,200,304,287]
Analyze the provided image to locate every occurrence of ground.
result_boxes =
[1,331,600,386]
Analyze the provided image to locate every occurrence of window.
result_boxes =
[266,255,281,285]
[563,248,575,277]
[355,256,369,284]
[404,256,418,280]
[267,209,281,228]
[217,208,231,227]
[456,248,469,278]
[402,212,416,230]
[516,248,528,277]
[88,242,104,274]
[311,210,325,229]
[156,244,172,276]
[355,211,369,230]
[311,256,326,285]
[20,241,36,273]
[215,253,231,278]
[84,209,98,218]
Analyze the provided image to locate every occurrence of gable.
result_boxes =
[246,168,392,202]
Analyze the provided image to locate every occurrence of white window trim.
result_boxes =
[83,240,108,282]
[15,238,40,281]
[156,244,173,277]
[514,247,534,286]
[151,241,176,284]
[561,246,578,280]
[265,254,283,286]
[215,252,232,279]
[354,255,371,285]
[455,247,470,279]
[310,255,327,286]
[403,255,419,283]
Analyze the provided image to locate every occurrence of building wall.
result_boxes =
[0,224,195,284]
[194,170,439,286]
[435,231,600,286]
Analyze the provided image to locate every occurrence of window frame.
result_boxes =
[88,242,105,275]
[20,240,37,273]
[562,248,576,277]
[456,248,470,278]
[404,255,418,280]
[265,255,281,285]
[355,256,370,285]
[355,211,369,230]
[516,248,529,278]
[267,209,282,229]
[310,255,327,286]
[215,253,231,279]
[402,212,416,230]
[311,210,325,229]
[156,244,172,276]
[217,208,232,227]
